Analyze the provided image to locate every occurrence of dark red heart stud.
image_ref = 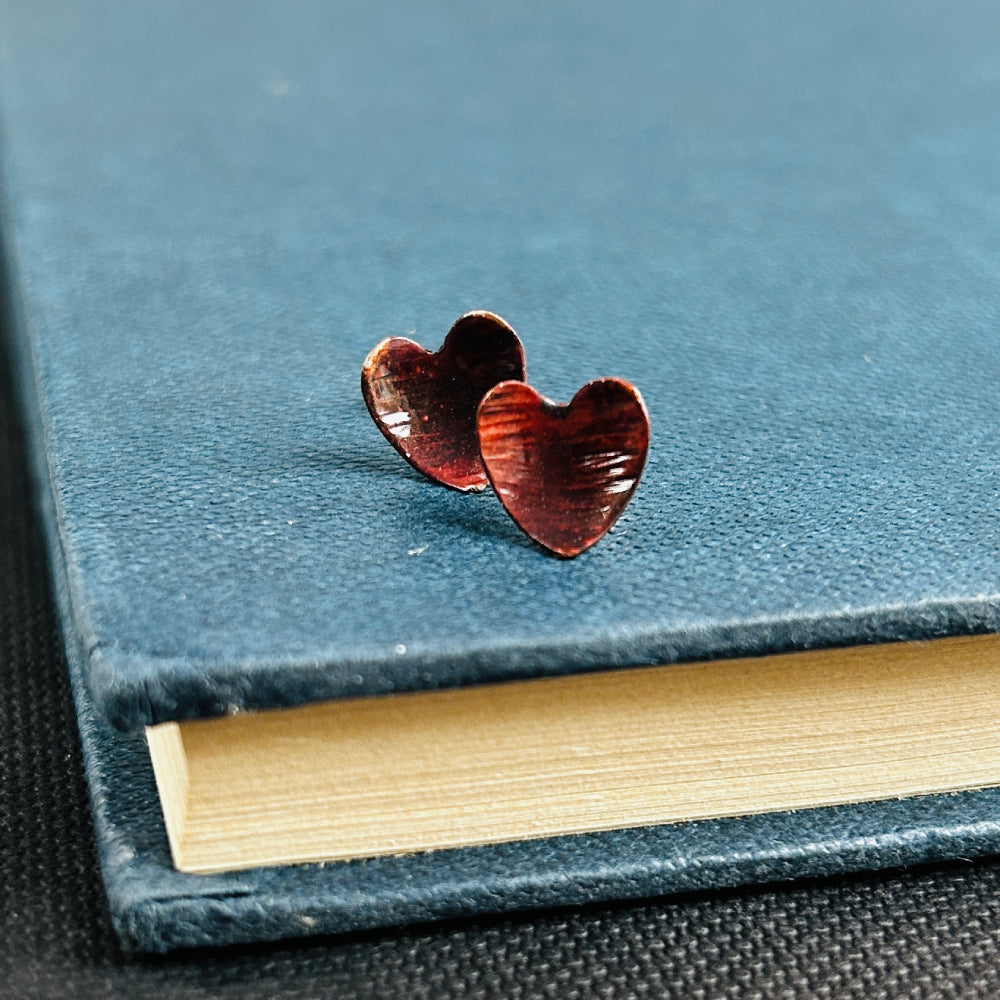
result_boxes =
[477,378,650,557]
[362,312,526,492]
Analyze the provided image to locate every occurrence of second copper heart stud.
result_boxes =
[361,313,649,557]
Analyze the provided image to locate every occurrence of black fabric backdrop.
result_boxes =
[4,325,1000,998]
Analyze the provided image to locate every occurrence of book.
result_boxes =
[4,0,1000,953]
[147,635,1000,875]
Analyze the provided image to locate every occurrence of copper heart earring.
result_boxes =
[477,378,649,557]
[362,314,649,557]
[361,312,526,492]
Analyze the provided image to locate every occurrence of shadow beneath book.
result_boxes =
[125,857,1000,997]
[0,292,130,977]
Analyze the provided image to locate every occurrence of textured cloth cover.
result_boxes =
[3,0,1000,730]
[4,0,1000,953]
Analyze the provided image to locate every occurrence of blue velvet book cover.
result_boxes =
[3,0,1000,952]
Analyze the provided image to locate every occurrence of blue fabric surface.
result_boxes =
[3,0,1000,730]
[5,0,1000,953]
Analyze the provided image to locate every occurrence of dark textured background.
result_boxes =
[3,322,1000,999]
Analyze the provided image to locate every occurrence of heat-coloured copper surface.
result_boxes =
[477,378,649,557]
[361,312,526,492]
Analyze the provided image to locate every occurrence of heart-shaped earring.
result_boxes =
[361,312,526,492]
[477,378,649,557]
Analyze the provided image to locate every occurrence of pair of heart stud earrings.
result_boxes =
[361,311,650,558]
